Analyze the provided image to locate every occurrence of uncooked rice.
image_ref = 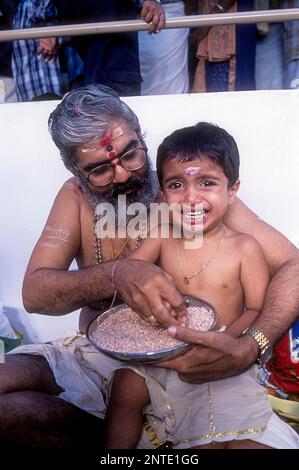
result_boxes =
[91,305,215,354]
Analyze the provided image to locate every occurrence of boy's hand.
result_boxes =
[141,1,165,34]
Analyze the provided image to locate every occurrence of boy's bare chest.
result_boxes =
[159,238,242,294]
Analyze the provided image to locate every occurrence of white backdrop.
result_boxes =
[0,90,298,342]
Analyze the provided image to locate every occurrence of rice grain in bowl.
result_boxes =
[87,295,217,363]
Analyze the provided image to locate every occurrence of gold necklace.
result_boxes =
[93,212,142,264]
[93,212,142,310]
[176,226,226,285]
[108,237,130,261]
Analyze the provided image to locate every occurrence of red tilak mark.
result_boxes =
[99,131,113,147]
[107,149,117,159]
[106,144,117,159]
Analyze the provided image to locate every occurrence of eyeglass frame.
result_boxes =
[73,146,148,188]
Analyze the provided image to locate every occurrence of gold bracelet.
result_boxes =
[111,259,120,291]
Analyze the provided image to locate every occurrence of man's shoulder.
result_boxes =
[53,177,88,210]
[61,176,80,191]
[59,177,84,199]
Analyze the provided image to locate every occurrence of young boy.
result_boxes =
[105,122,274,449]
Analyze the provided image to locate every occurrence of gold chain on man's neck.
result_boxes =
[93,212,143,264]
[93,211,143,310]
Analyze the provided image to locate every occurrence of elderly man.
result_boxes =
[1,84,299,449]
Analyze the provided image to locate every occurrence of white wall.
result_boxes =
[0,91,298,342]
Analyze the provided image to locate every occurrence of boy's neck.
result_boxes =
[180,221,226,244]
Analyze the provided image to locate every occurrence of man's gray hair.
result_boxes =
[48,84,142,167]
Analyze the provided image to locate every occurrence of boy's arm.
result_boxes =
[225,310,259,338]
[225,235,270,338]
[127,232,187,324]
[128,236,162,264]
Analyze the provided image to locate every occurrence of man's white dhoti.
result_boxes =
[138,2,189,95]
[9,333,122,418]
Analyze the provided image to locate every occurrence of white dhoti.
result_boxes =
[138,2,189,95]
[9,336,299,449]
[9,333,122,418]
[110,365,299,449]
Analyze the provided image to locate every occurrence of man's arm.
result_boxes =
[22,181,116,314]
[224,197,296,275]
[224,197,299,342]
[22,181,185,326]
[158,198,299,382]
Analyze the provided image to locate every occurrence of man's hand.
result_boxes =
[157,326,258,382]
[113,259,187,327]
[141,1,165,34]
[37,38,58,63]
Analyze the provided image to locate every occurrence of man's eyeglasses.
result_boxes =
[78,147,147,187]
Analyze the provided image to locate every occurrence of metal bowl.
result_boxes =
[86,295,217,364]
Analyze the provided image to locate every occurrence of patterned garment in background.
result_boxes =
[256,320,299,433]
[12,0,63,101]
[192,0,236,92]
[259,320,299,396]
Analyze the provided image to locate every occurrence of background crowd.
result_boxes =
[0,0,299,103]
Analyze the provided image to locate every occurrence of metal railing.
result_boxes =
[0,9,299,42]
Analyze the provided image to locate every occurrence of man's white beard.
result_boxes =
[79,163,159,226]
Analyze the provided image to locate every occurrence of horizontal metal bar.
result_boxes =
[0,9,299,42]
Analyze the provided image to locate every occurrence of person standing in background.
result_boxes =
[54,0,165,96]
[255,0,299,90]
[139,1,189,95]
[190,0,256,92]
[0,0,18,103]
[12,0,64,101]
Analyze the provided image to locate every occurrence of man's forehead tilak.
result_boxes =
[80,126,124,158]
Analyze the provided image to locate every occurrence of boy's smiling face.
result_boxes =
[161,156,239,234]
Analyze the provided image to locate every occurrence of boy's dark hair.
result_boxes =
[156,122,240,188]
